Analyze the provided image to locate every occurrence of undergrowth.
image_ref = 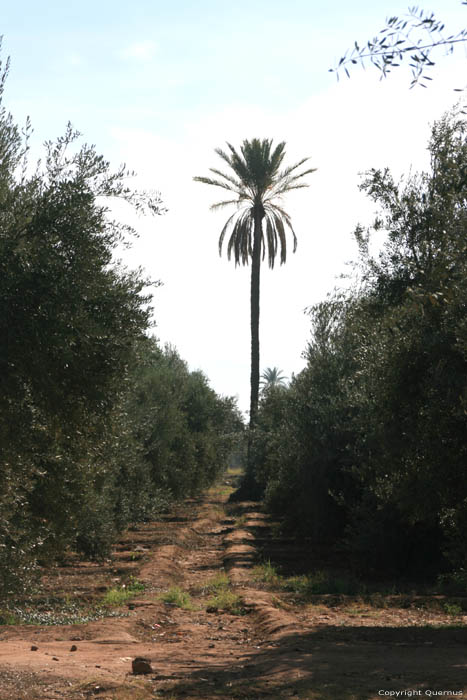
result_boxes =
[190,570,246,614]
[208,589,244,615]
[252,561,467,614]
[0,576,145,625]
[159,586,193,609]
[102,576,145,606]
[204,571,245,614]
[0,595,130,626]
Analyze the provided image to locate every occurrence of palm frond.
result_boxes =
[218,210,241,256]
[195,138,314,268]
[268,168,317,199]
[208,167,245,192]
[223,143,252,187]
[264,215,278,267]
[265,203,297,260]
[193,175,242,194]
[226,208,253,266]
[277,157,315,180]
[210,198,246,211]
[273,210,288,265]
[269,142,287,175]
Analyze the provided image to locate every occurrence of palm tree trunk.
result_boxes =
[249,211,262,429]
[236,210,262,500]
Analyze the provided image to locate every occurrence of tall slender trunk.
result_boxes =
[249,209,262,429]
[237,209,262,499]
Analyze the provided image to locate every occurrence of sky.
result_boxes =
[2,0,466,415]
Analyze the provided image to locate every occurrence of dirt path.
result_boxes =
[0,487,466,700]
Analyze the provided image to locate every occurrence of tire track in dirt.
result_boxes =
[1,491,467,699]
[0,494,271,699]
[223,506,307,641]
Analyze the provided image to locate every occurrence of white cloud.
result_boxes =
[120,40,158,62]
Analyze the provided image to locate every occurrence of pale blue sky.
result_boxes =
[4,1,465,144]
[2,1,466,412]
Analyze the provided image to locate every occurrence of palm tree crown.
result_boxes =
[194,138,315,268]
[260,366,288,390]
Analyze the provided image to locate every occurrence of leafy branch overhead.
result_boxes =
[331,3,467,88]
[42,122,167,222]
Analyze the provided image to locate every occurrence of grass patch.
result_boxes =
[102,588,134,606]
[159,586,193,609]
[205,571,230,592]
[208,589,245,615]
[195,571,246,614]
[102,577,145,607]
[252,560,280,585]
[252,562,367,597]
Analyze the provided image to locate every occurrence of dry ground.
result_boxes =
[0,481,466,700]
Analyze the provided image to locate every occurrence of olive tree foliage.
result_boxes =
[0,46,165,589]
[254,107,467,577]
[0,50,242,596]
[120,338,244,509]
[71,338,243,561]
[331,3,467,88]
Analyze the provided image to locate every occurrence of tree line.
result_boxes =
[193,89,466,583]
[2,32,466,597]
[0,53,243,597]
[250,108,467,581]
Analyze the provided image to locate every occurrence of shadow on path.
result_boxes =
[160,623,467,699]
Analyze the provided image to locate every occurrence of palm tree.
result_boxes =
[260,366,288,390]
[194,139,314,493]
